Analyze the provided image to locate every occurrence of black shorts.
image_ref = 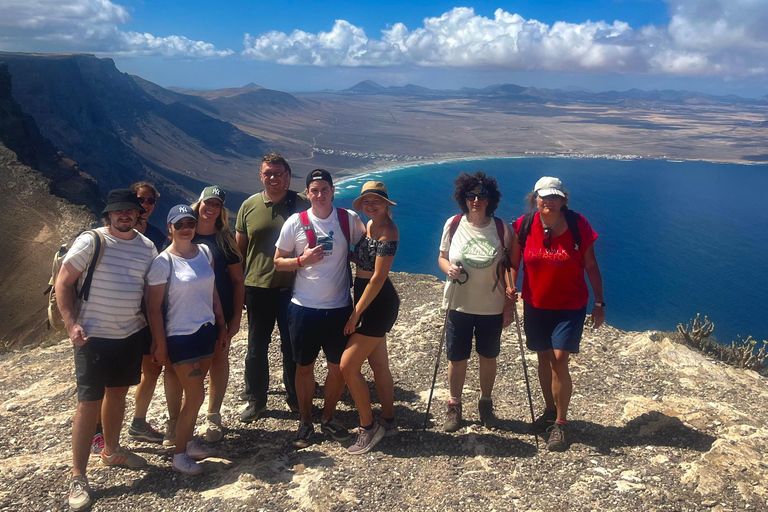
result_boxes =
[523,302,586,354]
[287,302,351,366]
[73,326,149,402]
[166,323,216,366]
[445,311,503,361]
[353,277,400,337]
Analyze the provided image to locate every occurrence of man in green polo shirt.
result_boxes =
[236,153,310,422]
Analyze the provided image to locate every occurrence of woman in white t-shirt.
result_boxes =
[146,204,230,476]
[437,172,515,433]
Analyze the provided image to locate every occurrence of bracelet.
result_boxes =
[594,302,606,307]
[297,255,302,267]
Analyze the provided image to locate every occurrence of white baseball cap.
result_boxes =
[534,176,566,198]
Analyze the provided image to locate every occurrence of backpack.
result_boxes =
[448,214,511,292]
[299,207,354,287]
[45,229,106,331]
[517,209,582,252]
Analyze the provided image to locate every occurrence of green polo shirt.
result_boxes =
[236,190,310,288]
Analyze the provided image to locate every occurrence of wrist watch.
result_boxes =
[594,302,606,307]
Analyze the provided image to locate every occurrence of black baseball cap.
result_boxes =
[305,169,333,188]
[102,188,146,214]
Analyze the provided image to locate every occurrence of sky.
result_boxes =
[1,0,768,97]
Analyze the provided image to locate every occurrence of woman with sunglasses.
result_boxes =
[130,181,166,251]
[437,172,514,433]
[146,205,229,475]
[510,176,604,452]
[190,186,244,443]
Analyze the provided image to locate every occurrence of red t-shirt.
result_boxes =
[512,211,598,310]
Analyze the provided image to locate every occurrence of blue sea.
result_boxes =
[334,157,768,344]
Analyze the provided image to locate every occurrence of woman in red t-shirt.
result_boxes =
[510,176,605,452]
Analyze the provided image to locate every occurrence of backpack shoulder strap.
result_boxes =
[299,210,316,248]
[448,214,463,245]
[79,229,105,301]
[564,209,582,251]
[518,212,536,252]
[493,217,511,268]
[336,207,351,246]
[285,190,298,216]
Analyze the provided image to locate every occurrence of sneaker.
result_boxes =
[172,452,203,476]
[68,475,92,511]
[100,445,147,469]
[240,402,267,423]
[186,438,218,460]
[163,419,177,447]
[380,418,399,438]
[203,413,224,443]
[533,409,557,433]
[347,424,385,455]
[443,402,462,432]
[90,433,104,457]
[546,422,568,452]
[127,421,164,444]
[478,399,500,429]
[321,417,350,441]
[293,422,314,449]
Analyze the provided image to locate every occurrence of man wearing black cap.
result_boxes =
[55,188,158,511]
[274,169,366,448]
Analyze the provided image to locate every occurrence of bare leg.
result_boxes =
[478,355,497,398]
[321,363,346,423]
[164,364,182,420]
[101,386,129,456]
[340,333,384,426]
[367,337,394,419]
[72,400,101,476]
[133,355,162,420]
[295,362,316,424]
[550,350,572,422]
[173,359,212,455]
[208,342,229,415]
[447,360,468,400]
[537,350,557,412]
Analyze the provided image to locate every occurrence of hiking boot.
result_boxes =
[380,417,399,438]
[186,438,217,460]
[321,417,350,441]
[533,409,557,433]
[546,422,568,452]
[100,445,147,469]
[68,475,92,512]
[293,422,314,449]
[203,413,224,443]
[443,402,463,432]
[127,421,164,444]
[240,402,267,423]
[478,399,500,428]
[163,419,177,447]
[172,452,203,476]
[348,424,386,455]
[90,433,105,457]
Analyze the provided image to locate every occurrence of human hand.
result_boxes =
[447,263,463,280]
[590,305,605,329]
[218,326,231,354]
[152,342,168,366]
[505,286,518,302]
[344,312,360,335]
[68,324,88,346]
[301,245,324,267]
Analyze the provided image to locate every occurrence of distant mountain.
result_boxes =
[343,80,386,94]
[242,82,263,89]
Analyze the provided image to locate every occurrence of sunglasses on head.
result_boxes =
[466,193,488,201]
[543,227,552,250]
[138,197,157,205]
[173,219,197,230]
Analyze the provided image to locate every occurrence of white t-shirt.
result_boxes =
[63,227,157,339]
[276,207,365,309]
[147,245,216,336]
[439,215,510,315]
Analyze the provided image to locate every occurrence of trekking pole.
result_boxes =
[423,262,466,430]
[508,269,539,448]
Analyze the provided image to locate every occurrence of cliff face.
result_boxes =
[0,273,765,511]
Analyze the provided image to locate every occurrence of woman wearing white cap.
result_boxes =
[510,176,605,452]
[146,204,230,475]
[340,181,400,455]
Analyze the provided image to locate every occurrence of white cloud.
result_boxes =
[0,0,232,58]
[241,2,768,78]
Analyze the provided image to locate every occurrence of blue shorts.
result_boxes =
[523,302,586,354]
[445,311,503,361]
[166,323,216,366]
[287,302,351,366]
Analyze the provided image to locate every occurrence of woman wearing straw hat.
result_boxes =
[340,181,400,455]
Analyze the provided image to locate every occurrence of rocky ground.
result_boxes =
[1,272,766,511]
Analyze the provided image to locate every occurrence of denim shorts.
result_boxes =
[445,310,503,361]
[523,302,586,354]
[166,323,216,366]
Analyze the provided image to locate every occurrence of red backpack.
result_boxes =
[298,207,354,288]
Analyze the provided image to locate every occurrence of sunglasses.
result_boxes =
[543,227,552,250]
[203,200,223,209]
[262,171,285,178]
[138,197,157,205]
[172,219,197,230]
[466,193,488,201]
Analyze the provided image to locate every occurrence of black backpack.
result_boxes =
[517,209,582,252]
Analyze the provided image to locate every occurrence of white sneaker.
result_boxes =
[172,452,203,476]
[186,438,217,460]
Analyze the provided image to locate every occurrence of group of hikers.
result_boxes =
[56,152,604,511]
